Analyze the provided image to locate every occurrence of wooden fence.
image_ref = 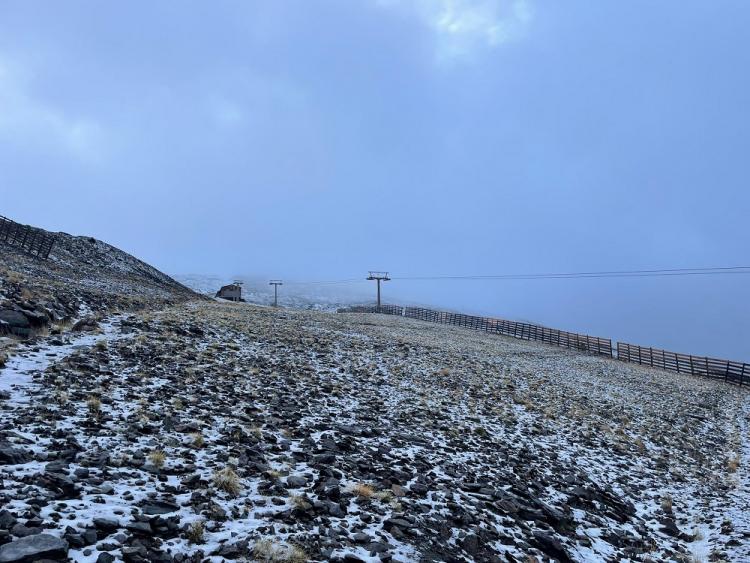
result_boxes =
[617,342,748,385]
[340,305,614,357]
[340,305,749,386]
[0,215,55,259]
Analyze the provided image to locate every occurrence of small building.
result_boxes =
[216,283,243,302]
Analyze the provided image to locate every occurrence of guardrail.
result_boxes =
[0,215,55,259]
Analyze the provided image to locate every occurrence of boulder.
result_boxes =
[0,534,68,562]
[0,311,29,337]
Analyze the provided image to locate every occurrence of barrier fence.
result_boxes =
[617,342,747,385]
[0,215,55,259]
[340,305,749,386]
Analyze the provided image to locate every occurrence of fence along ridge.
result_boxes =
[0,215,55,259]
[340,305,749,386]
[340,304,613,358]
[617,341,748,385]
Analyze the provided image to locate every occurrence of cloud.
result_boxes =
[377,0,533,63]
[0,55,105,163]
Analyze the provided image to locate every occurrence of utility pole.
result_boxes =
[366,271,390,309]
[269,280,283,307]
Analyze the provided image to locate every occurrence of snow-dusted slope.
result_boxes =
[0,301,748,562]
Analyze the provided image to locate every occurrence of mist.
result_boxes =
[1,1,748,360]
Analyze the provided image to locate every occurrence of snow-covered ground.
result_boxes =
[0,301,748,562]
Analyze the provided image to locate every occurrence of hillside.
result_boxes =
[1,224,195,336]
[1,297,748,562]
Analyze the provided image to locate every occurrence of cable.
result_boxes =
[391,266,750,281]
[270,265,750,286]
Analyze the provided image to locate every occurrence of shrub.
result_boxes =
[190,432,205,448]
[86,396,101,415]
[213,467,241,496]
[148,449,167,468]
[185,520,205,544]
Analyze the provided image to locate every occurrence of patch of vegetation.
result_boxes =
[214,467,241,496]
[148,449,167,468]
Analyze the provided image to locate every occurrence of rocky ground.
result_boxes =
[0,300,748,562]
[0,231,194,340]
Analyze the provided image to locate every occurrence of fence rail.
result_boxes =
[617,342,748,385]
[340,305,750,386]
[340,305,614,357]
[0,215,55,259]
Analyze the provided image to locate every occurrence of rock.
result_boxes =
[8,525,40,539]
[141,501,180,515]
[0,445,30,465]
[0,534,68,562]
[71,317,99,332]
[285,476,306,488]
[0,311,30,337]
[460,533,479,555]
[532,531,571,563]
[96,554,116,563]
[0,512,17,531]
[93,518,120,534]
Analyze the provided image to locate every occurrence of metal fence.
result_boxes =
[0,215,55,259]
[341,305,750,385]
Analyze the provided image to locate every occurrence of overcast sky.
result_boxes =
[1,1,748,360]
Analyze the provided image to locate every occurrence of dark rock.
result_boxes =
[92,518,119,534]
[0,534,68,562]
[532,531,571,563]
[0,512,17,531]
[141,501,180,515]
[0,444,31,465]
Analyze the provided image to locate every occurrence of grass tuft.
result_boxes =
[148,449,167,468]
[351,483,375,498]
[213,467,241,496]
[185,520,205,544]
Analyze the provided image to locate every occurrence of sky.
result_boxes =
[1,1,749,360]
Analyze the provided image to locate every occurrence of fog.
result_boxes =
[1,1,748,360]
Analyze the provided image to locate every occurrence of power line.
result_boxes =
[392,266,750,281]
[271,265,750,286]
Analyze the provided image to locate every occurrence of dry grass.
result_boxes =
[374,490,394,503]
[252,540,307,563]
[86,396,101,415]
[351,483,375,498]
[185,520,205,544]
[727,456,740,473]
[213,467,241,496]
[148,449,167,468]
[190,432,205,448]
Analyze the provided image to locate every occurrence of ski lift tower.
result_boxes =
[366,271,390,309]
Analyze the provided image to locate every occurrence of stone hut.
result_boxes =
[215,283,242,302]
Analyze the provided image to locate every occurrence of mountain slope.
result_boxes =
[0,218,195,336]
